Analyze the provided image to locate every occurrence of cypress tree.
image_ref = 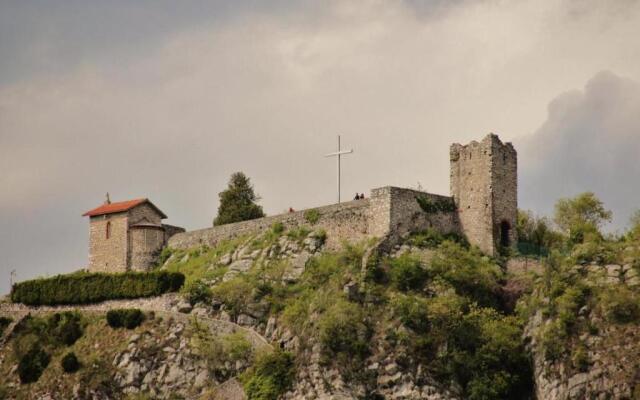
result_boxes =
[214,172,265,226]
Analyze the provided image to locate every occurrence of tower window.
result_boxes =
[106,221,111,239]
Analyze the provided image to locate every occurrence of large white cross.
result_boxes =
[324,135,353,203]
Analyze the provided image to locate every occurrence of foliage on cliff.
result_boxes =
[515,193,640,398]
[167,222,533,399]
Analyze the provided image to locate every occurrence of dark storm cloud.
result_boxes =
[0,0,319,86]
[518,71,640,230]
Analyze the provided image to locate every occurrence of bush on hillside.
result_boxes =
[429,241,503,308]
[11,270,184,306]
[211,278,255,318]
[61,352,80,373]
[388,254,428,291]
[185,279,213,305]
[17,345,50,384]
[602,286,640,324]
[243,350,295,400]
[106,309,144,329]
[48,311,84,346]
[318,300,370,363]
[304,209,320,225]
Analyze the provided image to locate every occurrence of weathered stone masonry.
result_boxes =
[450,134,517,254]
[84,198,185,272]
[168,134,517,256]
[86,134,516,271]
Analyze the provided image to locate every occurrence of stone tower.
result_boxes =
[450,134,517,255]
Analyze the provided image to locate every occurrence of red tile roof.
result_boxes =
[82,198,167,218]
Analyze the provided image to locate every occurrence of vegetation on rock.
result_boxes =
[242,350,295,400]
[106,309,145,329]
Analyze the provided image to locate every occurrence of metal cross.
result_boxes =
[324,135,353,203]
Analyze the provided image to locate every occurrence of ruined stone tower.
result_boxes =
[450,134,517,255]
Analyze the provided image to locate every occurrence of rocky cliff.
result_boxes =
[4,224,640,400]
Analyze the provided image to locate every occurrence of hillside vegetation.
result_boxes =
[4,192,640,399]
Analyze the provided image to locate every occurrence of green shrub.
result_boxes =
[271,222,284,235]
[429,241,503,308]
[408,228,467,249]
[0,317,12,336]
[193,326,254,377]
[415,196,456,213]
[314,229,327,245]
[211,278,255,318]
[389,254,428,291]
[11,270,184,306]
[106,309,144,329]
[157,247,174,266]
[17,345,50,383]
[185,279,213,305]
[571,345,589,372]
[243,350,294,400]
[318,300,370,362]
[61,352,80,373]
[285,226,312,245]
[48,311,83,346]
[540,321,565,362]
[392,294,430,333]
[304,209,321,225]
[602,286,640,324]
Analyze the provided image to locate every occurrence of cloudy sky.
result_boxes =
[1,0,640,294]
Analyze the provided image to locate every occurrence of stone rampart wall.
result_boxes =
[169,199,371,251]
[377,186,460,244]
[170,187,462,253]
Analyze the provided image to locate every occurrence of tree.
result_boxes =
[628,210,640,240]
[517,210,562,250]
[213,172,265,226]
[554,192,612,243]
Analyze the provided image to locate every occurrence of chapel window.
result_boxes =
[106,221,111,239]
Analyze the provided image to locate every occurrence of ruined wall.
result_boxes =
[170,187,462,253]
[168,200,371,251]
[169,135,517,256]
[88,213,128,273]
[370,187,460,247]
[450,134,517,255]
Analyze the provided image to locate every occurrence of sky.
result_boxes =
[1,0,640,294]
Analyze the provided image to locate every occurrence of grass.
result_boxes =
[0,312,130,399]
[163,236,248,288]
